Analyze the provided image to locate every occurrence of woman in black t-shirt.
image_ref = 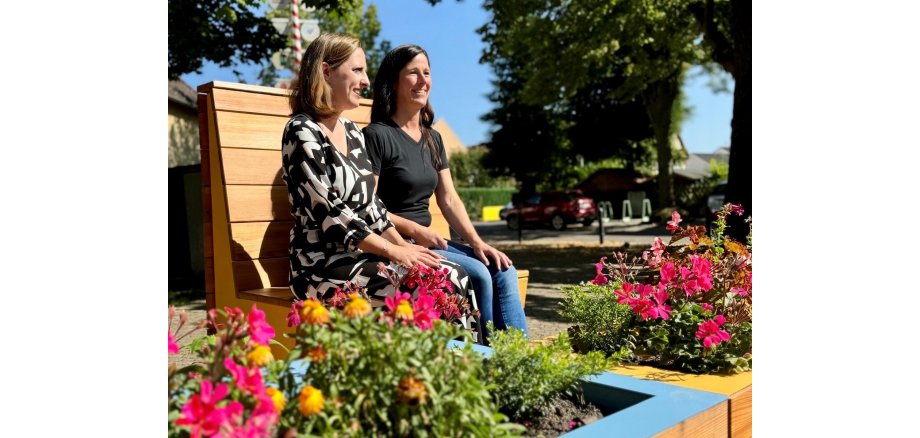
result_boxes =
[365,45,529,340]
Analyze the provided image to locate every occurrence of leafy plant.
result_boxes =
[558,282,635,359]
[562,204,752,374]
[483,324,609,419]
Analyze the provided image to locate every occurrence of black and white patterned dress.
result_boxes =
[281,114,472,301]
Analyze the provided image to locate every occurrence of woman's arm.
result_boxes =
[435,168,513,270]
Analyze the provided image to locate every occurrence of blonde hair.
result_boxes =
[289,33,363,118]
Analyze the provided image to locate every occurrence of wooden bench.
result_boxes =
[197,81,528,355]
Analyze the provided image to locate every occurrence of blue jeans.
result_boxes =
[433,241,529,340]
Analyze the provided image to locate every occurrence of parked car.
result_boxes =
[505,190,597,231]
[705,182,727,230]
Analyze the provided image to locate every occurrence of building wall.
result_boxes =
[167,101,204,289]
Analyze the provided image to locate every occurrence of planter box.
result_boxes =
[452,341,730,437]
[610,365,752,438]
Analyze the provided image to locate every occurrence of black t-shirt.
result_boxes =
[364,119,449,227]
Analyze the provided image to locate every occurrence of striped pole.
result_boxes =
[290,1,302,73]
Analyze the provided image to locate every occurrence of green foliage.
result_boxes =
[168,0,288,80]
[558,283,635,359]
[483,325,610,419]
[559,206,752,374]
[456,187,516,220]
[283,312,521,436]
[449,148,516,189]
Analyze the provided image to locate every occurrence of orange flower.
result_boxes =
[343,294,371,318]
[266,387,286,413]
[300,300,330,325]
[396,376,427,406]
[246,345,274,367]
[306,345,326,362]
[298,385,324,416]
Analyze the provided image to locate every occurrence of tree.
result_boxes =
[479,0,707,212]
[168,0,347,80]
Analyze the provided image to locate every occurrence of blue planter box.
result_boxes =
[452,341,729,437]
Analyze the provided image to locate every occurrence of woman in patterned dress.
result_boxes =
[281,33,472,304]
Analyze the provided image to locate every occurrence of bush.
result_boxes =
[482,324,609,419]
[558,283,635,358]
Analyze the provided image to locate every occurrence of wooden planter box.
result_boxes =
[609,364,752,438]
[456,342,731,437]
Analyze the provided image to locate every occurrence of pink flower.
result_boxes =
[614,282,634,304]
[591,257,609,285]
[413,293,441,330]
[730,288,749,297]
[287,301,304,327]
[631,298,656,320]
[696,315,731,348]
[666,211,682,232]
[691,256,714,292]
[176,380,239,438]
[659,262,676,284]
[169,331,179,355]
[701,303,714,313]
[729,204,744,215]
[651,237,666,254]
[385,292,412,313]
[649,284,672,320]
[224,359,266,395]
[247,304,276,346]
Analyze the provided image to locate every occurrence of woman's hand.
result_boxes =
[388,244,443,269]
[412,225,448,250]
[471,240,513,271]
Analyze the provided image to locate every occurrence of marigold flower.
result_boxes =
[306,345,326,362]
[247,345,274,367]
[397,376,428,406]
[343,294,372,318]
[300,300,330,325]
[298,386,324,416]
[266,387,286,413]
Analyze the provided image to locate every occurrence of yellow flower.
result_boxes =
[247,345,274,367]
[300,300,330,325]
[306,345,326,362]
[396,376,427,406]
[394,300,414,321]
[343,294,371,318]
[266,387,286,413]
[298,385,325,416]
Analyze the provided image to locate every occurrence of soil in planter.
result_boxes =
[511,394,603,437]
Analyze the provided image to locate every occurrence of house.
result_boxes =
[168,79,203,289]
[431,118,467,157]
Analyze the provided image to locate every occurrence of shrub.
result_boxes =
[456,187,516,220]
[482,324,609,419]
[561,204,752,374]
[558,283,635,358]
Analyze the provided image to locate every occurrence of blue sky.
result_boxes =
[181,0,734,154]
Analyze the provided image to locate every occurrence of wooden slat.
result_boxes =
[239,287,296,308]
[222,148,284,185]
[216,111,289,150]
[202,187,212,223]
[342,104,371,127]
[655,400,728,438]
[233,257,289,291]
[213,86,291,116]
[204,222,213,258]
[429,201,451,239]
[230,221,292,261]
[226,185,291,222]
[730,385,752,438]
[198,93,211,187]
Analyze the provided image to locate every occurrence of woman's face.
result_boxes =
[394,53,431,111]
[324,48,370,111]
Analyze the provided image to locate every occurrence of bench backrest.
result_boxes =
[197,81,450,315]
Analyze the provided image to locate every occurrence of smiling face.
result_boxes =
[324,48,370,111]
[394,53,432,112]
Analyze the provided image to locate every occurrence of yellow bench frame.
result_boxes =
[197,81,528,354]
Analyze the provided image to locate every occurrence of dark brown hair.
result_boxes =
[370,44,440,169]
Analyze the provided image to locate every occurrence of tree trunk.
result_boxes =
[725,0,751,242]
[642,75,680,212]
